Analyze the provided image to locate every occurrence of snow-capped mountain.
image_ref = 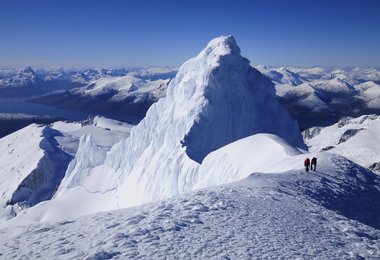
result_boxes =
[0,66,176,89]
[1,36,380,258]
[355,81,380,109]
[254,66,380,129]
[350,67,380,83]
[29,75,171,123]
[2,63,377,130]
[6,35,305,222]
[0,66,38,87]
[303,114,380,174]
[255,65,307,86]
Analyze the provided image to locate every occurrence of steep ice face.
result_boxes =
[36,35,307,215]
[58,135,107,192]
[176,36,306,162]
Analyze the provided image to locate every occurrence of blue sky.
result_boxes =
[1,0,379,68]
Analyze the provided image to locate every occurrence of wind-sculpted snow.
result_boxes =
[39,35,306,216]
[195,134,303,189]
[59,135,107,191]
[2,153,380,259]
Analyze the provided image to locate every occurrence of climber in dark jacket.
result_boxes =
[311,157,317,171]
[304,158,310,172]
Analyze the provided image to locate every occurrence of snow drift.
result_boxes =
[195,134,303,189]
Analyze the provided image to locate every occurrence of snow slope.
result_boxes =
[303,114,380,174]
[275,82,330,112]
[82,75,168,101]
[355,81,380,109]
[0,124,72,222]
[20,35,306,221]
[0,117,134,224]
[11,133,305,222]
[255,65,307,86]
[195,134,303,189]
[51,116,133,151]
[0,125,45,211]
[1,153,380,259]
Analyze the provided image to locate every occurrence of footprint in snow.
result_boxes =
[85,251,121,260]
[125,215,146,226]
[58,220,75,226]
[34,226,54,233]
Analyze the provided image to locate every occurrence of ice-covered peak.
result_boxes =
[200,35,240,57]
[5,66,39,87]
[169,35,305,162]
[23,36,306,218]
[92,36,303,198]
[278,67,290,73]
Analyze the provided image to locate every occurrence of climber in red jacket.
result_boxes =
[304,158,310,172]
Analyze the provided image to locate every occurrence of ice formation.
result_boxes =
[24,35,306,218]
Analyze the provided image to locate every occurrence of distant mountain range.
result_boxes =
[255,65,380,129]
[1,65,379,129]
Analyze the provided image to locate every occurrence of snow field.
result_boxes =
[1,153,379,259]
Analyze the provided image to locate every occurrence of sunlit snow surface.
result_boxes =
[12,35,306,221]
[0,117,133,223]
[1,153,379,259]
[303,114,380,173]
[1,36,380,258]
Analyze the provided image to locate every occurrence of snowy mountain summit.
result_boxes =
[9,36,306,221]
[167,35,306,162]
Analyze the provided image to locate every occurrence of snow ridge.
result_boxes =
[2,153,380,259]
